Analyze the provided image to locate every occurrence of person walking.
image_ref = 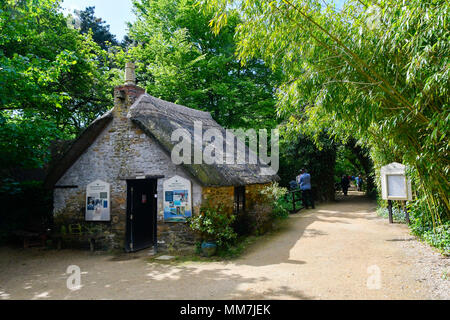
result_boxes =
[341,174,350,196]
[356,174,363,191]
[297,168,315,209]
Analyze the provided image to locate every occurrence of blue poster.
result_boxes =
[163,176,192,222]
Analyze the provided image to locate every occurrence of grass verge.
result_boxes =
[376,206,450,256]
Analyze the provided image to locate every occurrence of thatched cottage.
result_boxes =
[44,63,279,252]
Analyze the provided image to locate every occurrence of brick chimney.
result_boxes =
[114,62,145,109]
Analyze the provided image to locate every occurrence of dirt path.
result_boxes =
[0,192,448,300]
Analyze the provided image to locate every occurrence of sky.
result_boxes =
[61,0,347,42]
[61,0,135,41]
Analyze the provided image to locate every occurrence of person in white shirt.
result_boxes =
[296,168,315,209]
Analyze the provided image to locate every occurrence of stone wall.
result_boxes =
[156,183,271,251]
[53,86,202,250]
[200,183,271,212]
[245,183,271,210]
[156,222,197,252]
[201,186,235,214]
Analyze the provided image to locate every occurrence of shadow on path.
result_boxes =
[233,190,375,268]
[0,190,378,300]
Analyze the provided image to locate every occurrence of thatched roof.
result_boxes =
[129,94,279,186]
[45,93,279,188]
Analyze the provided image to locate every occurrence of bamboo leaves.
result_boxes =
[200,0,450,220]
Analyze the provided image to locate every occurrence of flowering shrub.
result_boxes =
[188,205,237,247]
[261,182,290,219]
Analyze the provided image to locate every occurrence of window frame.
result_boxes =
[234,186,246,214]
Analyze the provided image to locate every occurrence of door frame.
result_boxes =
[125,178,157,252]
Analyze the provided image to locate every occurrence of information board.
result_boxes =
[380,162,412,200]
[86,180,110,221]
[163,175,192,222]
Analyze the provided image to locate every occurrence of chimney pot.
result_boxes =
[124,62,136,85]
[114,62,144,108]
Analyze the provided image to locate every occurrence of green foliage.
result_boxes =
[376,206,407,224]
[0,114,59,168]
[232,183,289,237]
[0,0,115,170]
[188,205,237,247]
[279,128,336,201]
[408,193,450,255]
[215,235,258,259]
[125,0,281,129]
[376,202,450,255]
[0,1,120,243]
[335,146,361,183]
[69,6,119,49]
[261,182,290,219]
[276,197,292,217]
[411,223,450,256]
[203,0,449,225]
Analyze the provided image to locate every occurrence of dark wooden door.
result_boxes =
[126,179,157,252]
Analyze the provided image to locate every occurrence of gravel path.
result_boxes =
[0,191,448,300]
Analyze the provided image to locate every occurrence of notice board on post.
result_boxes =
[163,175,192,222]
[86,179,110,221]
[380,162,412,201]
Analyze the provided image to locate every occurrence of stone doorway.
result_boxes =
[125,178,157,252]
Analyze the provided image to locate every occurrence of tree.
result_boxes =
[123,0,281,129]
[0,0,114,169]
[70,6,119,50]
[204,0,449,223]
[279,129,336,201]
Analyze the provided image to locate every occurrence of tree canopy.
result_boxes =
[123,0,281,129]
[0,0,116,169]
[69,6,119,49]
[1,0,448,247]
[204,0,449,223]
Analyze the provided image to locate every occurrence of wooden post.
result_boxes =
[388,200,393,224]
[90,239,95,252]
[292,191,296,212]
[404,202,410,224]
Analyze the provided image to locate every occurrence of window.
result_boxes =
[234,186,245,214]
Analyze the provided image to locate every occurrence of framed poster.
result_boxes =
[86,180,110,221]
[163,175,192,222]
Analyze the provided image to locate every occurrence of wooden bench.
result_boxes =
[51,224,105,252]
[13,230,47,248]
[52,233,106,252]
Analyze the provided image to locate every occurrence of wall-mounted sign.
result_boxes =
[380,162,412,200]
[86,180,110,221]
[163,175,192,222]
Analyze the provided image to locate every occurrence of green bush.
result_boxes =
[188,205,237,247]
[274,196,292,218]
[376,206,407,223]
[377,196,450,255]
[232,210,254,236]
[410,222,450,255]
[409,197,450,255]
[261,182,290,219]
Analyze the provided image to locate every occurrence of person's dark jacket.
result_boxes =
[341,176,350,188]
